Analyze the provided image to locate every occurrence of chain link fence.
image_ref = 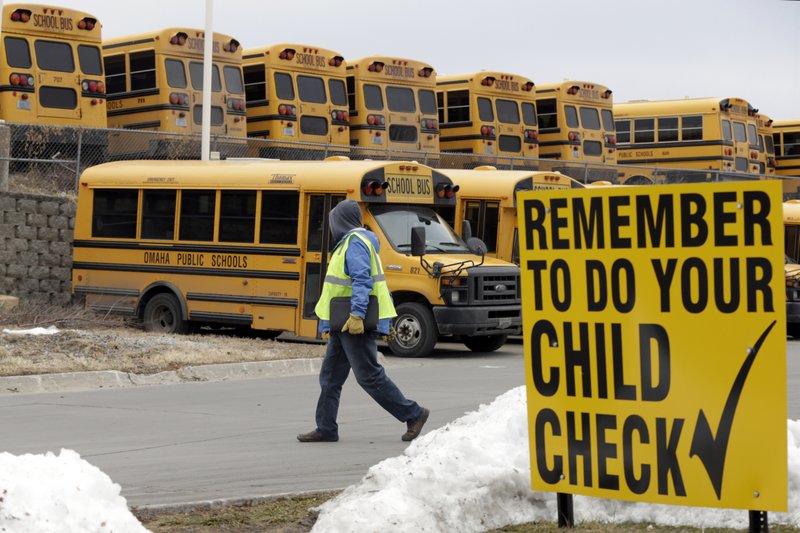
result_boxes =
[0,121,794,196]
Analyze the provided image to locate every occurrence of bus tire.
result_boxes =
[143,293,189,334]
[462,334,508,353]
[388,302,437,358]
[789,323,800,340]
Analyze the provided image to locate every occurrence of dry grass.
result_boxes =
[0,304,326,376]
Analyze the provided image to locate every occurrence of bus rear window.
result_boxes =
[92,189,138,239]
[329,79,347,107]
[189,62,222,92]
[522,102,537,126]
[498,135,521,152]
[601,109,615,131]
[478,98,493,121]
[297,75,326,103]
[496,99,520,124]
[564,106,579,128]
[224,66,244,95]
[300,116,328,135]
[386,86,416,112]
[40,87,77,109]
[192,105,224,126]
[141,190,176,240]
[747,124,758,146]
[418,89,436,115]
[583,140,602,156]
[722,120,732,141]
[765,134,774,155]
[536,99,557,130]
[35,40,74,72]
[735,157,748,171]
[733,121,747,142]
[179,190,216,242]
[5,37,31,68]
[260,191,299,245]
[363,84,383,110]
[219,191,256,243]
[77,45,102,76]
[243,64,266,102]
[165,59,187,89]
[579,107,601,130]
[389,125,417,143]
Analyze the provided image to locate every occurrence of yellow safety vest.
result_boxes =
[314,230,397,320]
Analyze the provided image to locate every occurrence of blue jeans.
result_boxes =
[314,331,422,439]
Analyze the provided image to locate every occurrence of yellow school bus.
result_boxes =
[774,121,800,200]
[72,159,523,357]
[436,72,538,166]
[755,113,776,175]
[436,166,582,265]
[103,28,246,156]
[534,81,617,181]
[1,4,106,127]
[614,97,762,183]
[243,43,349,158]
[783,200,800,338]
[346,56,439,157]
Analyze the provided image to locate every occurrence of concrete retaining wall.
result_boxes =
[0,191,75,304]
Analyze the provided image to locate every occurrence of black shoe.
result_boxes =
[297,429,338,443]
[402,408,430,442]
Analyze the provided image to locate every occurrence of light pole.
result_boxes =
[200,0,213,160]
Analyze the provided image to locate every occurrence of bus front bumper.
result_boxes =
[433,305,522,336]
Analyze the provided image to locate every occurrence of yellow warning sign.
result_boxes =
[516,181,787,510]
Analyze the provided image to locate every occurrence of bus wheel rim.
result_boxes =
[156,305,174,329]
[395,314,421,349]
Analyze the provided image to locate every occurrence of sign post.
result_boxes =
[517,182,787,524]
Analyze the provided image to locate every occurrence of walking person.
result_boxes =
[297,200,429,443]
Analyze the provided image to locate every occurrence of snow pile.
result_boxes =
[313,386,800,533]
[2,326,60,336]
[0,449,149,533]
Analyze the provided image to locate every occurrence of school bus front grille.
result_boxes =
[472,272,520,304]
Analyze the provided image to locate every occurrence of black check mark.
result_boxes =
[689,320,776,499]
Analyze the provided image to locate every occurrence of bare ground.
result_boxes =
[0,304,326,377]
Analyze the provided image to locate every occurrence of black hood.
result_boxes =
[329,199,362,242]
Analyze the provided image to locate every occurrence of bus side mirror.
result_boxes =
[466,237,487,256]
[461,220,473,241]
[411,226,426,257]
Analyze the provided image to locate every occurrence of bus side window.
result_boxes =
[484,202,499,254]
[436,91,444,123]
[92,189,138,239]
[682,115,703,141]
[219,191,256,243]
[260,191,299,245]
[658,117,678,142]
[141,190,177,240]
[179,190,216,242]
[615,120,630,143]
[130,50,156,91]
[446,90,469,123]
[104,54,127,95]
[536,99,557,131]
[4,37,31,68]
[243,64,266,103]
[633,118,654,144]
[774,133,782,157]
[786,132,800,156]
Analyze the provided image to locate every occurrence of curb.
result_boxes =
[0,357,326,395]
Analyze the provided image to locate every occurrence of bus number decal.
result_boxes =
[107,101,123,111]
[410,266,421,275]
[32,14,73,33]
[295,53,328,69]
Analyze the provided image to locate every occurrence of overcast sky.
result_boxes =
[20,0,800,119]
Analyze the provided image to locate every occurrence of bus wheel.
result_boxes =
[143,294,188,334]
[389,302,437,358]
[462,334,508,353]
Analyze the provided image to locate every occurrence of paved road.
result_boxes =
[0,339,797,507]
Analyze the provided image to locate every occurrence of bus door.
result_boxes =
[299,193,345,337]
[295,74,330,143]
[34,42,81,121]
[494,98,521,156]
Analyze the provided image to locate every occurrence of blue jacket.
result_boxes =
[318,229,392,335]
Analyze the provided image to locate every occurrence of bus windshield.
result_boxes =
[370,205,469,253]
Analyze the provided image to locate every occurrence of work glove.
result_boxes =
[382,326,397,343]
[341,313,365,335]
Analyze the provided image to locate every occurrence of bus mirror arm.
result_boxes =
[419,254,485,279]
